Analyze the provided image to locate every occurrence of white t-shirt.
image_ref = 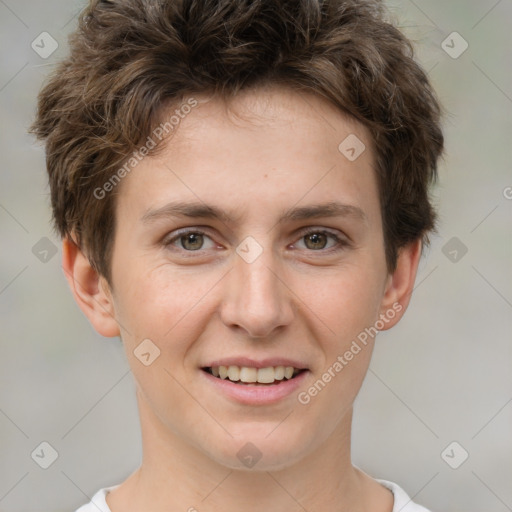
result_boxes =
[75,479,431,511]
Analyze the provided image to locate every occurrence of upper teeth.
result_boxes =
[210,365,300,383]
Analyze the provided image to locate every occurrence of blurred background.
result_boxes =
[0,0,511,510]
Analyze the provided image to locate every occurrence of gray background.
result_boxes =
[1,0,511,510]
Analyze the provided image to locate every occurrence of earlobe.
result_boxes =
[62,237,120,338]
[378,239,422,331]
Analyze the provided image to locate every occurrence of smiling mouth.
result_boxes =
[202,365,306,385]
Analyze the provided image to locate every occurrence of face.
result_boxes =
[76,86,417,471]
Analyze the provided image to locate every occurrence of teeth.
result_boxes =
[208,365,301,384]
[274,366,285,380]
[227,365,240,381]
[256,367,275,384]
[240,366,258,383]
[284,366,294,379]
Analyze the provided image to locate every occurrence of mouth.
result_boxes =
[201,365,307,385]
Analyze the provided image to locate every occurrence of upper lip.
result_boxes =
[202,357,309,370]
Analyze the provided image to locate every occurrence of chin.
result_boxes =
[204,427,310,472]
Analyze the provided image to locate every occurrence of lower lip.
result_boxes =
[200,369,309,405]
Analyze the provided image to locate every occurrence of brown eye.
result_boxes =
[179,232,205,251]
[303,232,328,250]
[294,229,348,253]
[164,229,216,253]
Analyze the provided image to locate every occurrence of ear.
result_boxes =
[378,238,422,330]
[61,237,120,337]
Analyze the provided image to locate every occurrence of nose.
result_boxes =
[219,246,294,339]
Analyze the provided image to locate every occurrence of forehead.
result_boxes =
[166,86,374,155]
[115,85,379,226]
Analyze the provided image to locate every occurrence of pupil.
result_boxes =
[183,233,203,250]
[306,233,326,250]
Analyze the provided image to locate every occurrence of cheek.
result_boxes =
[295,271,380,433]
[114,251,385,355]
[114,262,219,353]
[303,265,384,341]
[112,266,214,423]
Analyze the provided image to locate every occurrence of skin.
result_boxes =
[63,85,422,512]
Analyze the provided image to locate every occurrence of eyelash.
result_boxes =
[163,227,349,255]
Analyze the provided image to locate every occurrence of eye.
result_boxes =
[162,227,349,255]
[294,229,347,252]
[164,229,216,252]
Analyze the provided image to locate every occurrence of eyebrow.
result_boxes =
[141,200,367,227]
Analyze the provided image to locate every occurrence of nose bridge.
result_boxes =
[221,241,293,338]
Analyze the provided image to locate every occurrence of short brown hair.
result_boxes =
[31,0,444,284]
